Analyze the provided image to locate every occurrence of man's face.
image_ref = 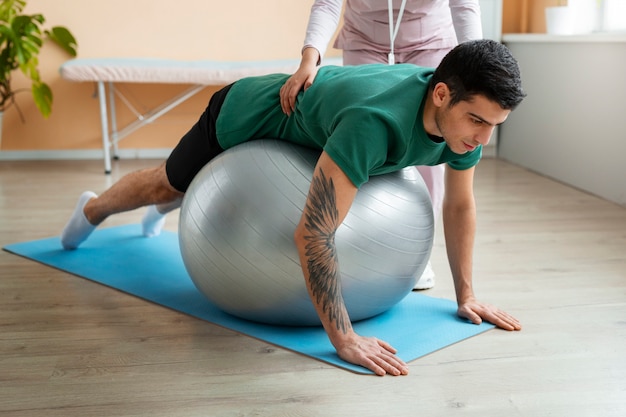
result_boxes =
[434,92,510,155]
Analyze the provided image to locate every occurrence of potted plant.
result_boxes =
[0,0,77,128]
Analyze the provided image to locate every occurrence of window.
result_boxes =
[599,0,626,32]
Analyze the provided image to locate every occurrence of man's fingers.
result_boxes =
[459,306,483,325]
[373,339,408,375]
[372,351,409,376]
[363,353,409,376]
[468,305,522,331]
[376,338,398,354]
[338,336,408,376]
[492,310,522,331]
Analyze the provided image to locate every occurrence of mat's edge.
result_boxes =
[3,241,373,375]
[2,228,496,376]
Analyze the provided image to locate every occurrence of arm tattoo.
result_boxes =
[304,169,349,333]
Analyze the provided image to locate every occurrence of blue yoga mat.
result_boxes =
[3,225,494,374]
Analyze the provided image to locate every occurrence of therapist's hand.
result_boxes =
[280,48,320,115]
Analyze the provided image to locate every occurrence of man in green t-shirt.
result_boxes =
[61,39,526,376]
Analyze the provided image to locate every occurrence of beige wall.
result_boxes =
[3,0,334,152]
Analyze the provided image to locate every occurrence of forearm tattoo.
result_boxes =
[304,169,349,333]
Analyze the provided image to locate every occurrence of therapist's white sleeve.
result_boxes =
[303,0,344,62]
[449,0,483,43]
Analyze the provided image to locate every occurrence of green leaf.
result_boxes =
[1,1,77,118]
[32,81,52,118]
[47,26,77,56]
[19,56,40,81]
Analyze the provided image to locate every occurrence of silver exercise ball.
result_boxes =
[179,139,434,326]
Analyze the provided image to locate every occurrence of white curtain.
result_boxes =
[599,0,626,32]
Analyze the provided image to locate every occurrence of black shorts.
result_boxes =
[165,83,233,192]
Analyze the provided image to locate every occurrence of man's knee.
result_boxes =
[154,163,184,201]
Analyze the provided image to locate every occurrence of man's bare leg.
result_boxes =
[61,162,183,249]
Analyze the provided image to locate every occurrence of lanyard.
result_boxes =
[388,0,408,65]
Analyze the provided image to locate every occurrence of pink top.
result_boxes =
[304,0,483,60]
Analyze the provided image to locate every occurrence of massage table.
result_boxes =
[60,57,342,173]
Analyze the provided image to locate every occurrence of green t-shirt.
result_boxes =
[216,64,481,188]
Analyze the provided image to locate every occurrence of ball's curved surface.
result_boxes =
[179,140,434,326]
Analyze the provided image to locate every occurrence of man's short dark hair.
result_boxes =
[430,39,526,110]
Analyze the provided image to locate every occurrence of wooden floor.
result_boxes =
[1,157,624,417]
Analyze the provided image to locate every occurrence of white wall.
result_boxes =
[478,0,503,156]
[499,34,626,207]
[479,0,503,41]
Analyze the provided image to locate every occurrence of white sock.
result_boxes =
[142,205,166,237]
[61,191,97,250]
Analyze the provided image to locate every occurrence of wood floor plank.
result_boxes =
[1,157,624,417]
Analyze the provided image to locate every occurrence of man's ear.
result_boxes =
[432,82,449,107]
